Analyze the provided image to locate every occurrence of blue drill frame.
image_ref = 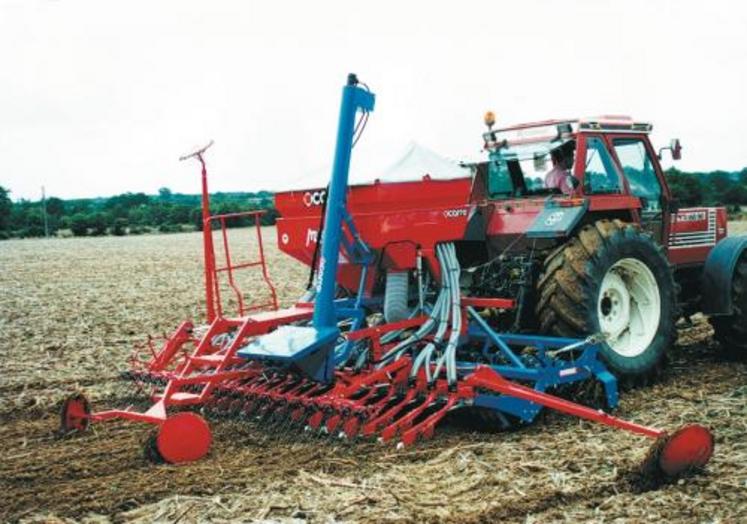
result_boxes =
[328,281,619,426]
[237,74,374,382]
[461,307,618,422]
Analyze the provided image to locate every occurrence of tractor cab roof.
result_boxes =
[483,115,652,151]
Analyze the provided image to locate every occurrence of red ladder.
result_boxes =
[204,210,279,319]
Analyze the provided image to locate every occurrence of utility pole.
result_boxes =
[41,185,49,238]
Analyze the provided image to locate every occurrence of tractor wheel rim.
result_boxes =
[597,257,661,358]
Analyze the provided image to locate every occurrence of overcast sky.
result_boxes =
[1,0,745,200]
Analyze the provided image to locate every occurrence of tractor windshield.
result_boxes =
[486,139,576,198]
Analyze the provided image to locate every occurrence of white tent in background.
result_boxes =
[275,142,472,192]
[351,141,471,185]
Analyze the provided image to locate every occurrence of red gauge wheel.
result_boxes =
[155,412,212,464]
[60,394,91,433]
[658,424,714,477]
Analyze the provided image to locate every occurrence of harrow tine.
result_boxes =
[272,409,300,436]
[226,397,246,417]
[361,388,417,438]
[290,405,308,424]
[361,384,400,419]
[239,397,259,418]
[286,406,322,442]
[399,396,457,446]
[254,399,276,422]
[379,391,436,443]
[340,414,363,439]
[306,409,326,431]
[214,396,233,418]
[266,402,295,431]
[324,410,346,434]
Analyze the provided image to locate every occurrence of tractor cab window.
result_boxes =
[612,138,662,211]
[487,139,576,197]
[583,137,622,194]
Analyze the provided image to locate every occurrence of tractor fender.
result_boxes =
[525,199,588,239]
[701,235,747,316]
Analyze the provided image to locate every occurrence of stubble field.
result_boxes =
[1,228,746,523]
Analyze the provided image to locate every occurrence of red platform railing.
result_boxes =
[204,210,279,319]
[181,141,278,322]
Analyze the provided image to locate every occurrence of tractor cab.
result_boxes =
[475,115,681,247]
[481,115,667,200]
[481,118,579,198]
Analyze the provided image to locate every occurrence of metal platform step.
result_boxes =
[236,325,339,382]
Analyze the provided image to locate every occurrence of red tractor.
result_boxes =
[276,114,746,383]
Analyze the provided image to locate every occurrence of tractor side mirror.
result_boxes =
[670,139,682,160]
[658,139,682,161]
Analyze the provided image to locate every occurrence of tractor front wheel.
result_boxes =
[710,252,747,358]
[536,219,677,383]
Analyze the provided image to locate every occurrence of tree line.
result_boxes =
[666,168,747,208]
[1,167,746,239]
[0,186,278,239]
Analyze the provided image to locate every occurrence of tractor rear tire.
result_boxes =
[710,253,747,358]
[536,219,677,383]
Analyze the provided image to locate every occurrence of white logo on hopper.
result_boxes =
[303,190,327,207]
[444,208,468,218]
[306,228,319,247]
